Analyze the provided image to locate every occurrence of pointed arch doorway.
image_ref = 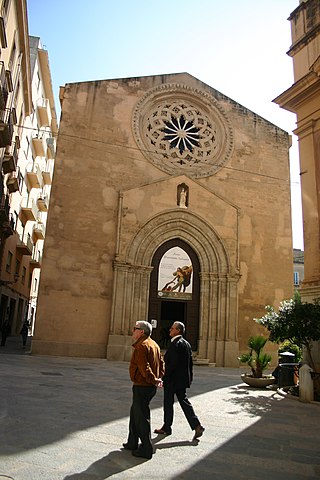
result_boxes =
[148,239,200,350]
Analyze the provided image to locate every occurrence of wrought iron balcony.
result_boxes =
[32,134,46,157]
[0,17,7,49]
[0,61,8,110]
[32,221,45,241]
[6,169,20,193]
[26,162,43,189]
[0,108,14,148]
[20,198,38,222]
[0,195,14,239]
[42,164,53,185]
[2,142,18,174]
[37,194,49,212]
[36,98,51,127]
[30,249,42,269]
[16,232,33,255]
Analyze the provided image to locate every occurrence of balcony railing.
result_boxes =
[0,108,14,148]
[42,164,53,185]
[0,17,7,48]
[0,61,8,110]
[32,134,46,157]
[0,192,10,219]
[36,98,51,127]
[32,221,45,241]
[37,194,49,212]
[26,162,43,189]
[20,198,38,222]
[2,142,18,174]
[30,249,42,269]
[16,232,33,255]
[6,169,20,193]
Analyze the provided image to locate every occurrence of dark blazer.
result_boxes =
[163,336,193,389]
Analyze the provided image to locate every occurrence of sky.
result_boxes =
[27,0,303,249]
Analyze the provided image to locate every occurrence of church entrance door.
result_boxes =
[148,239,200,351]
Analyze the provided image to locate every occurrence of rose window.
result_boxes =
[132,84,234,178]
[162,115,200,154]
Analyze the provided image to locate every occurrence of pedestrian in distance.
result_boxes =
[20,320,29,348]
[123,320,164,460]
[154,321,205,440]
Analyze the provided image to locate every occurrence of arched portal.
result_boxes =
[107,210,240,366]
[149,239,200,350]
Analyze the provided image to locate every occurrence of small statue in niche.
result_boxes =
[178,186,188,208]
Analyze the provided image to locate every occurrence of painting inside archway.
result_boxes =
[158,247,193,300]
[149,239,200,351]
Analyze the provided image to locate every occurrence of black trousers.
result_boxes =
[127,385,156,455]
[163,382,199,431]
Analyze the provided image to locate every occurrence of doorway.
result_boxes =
[148,239,200,351]
[159,300,186,349]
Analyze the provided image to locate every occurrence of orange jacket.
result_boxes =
[130,335,164,386]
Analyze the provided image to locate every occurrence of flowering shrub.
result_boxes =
[255,293,320,372]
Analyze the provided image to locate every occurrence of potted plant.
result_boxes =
[239,335,275,387]
[255,292,320,399]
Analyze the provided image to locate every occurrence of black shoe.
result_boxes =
[122,443,137,450]
[193,425,205,440]
[154,426,172,435]
[132,448,152,460]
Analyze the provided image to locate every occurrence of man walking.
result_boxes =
[154,321,205,440]
[123,321,164,460]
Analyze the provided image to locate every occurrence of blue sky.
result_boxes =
[27,0,303,249]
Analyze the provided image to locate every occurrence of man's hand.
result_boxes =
[156,379,163,388]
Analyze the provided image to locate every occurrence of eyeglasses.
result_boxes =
[133,327,143,331]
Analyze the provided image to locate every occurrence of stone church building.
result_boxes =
[32,73,293,367]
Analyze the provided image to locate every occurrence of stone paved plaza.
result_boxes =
[0,338,319,479]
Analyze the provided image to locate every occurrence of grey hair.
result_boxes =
[136,321,152,336]
[173,321,185,335]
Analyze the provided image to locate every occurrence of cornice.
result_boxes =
[273,71,320,113]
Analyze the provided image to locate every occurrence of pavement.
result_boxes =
[0,336,320,480]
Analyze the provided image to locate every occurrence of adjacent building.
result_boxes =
[0,1,57,338]
[274,0,320,368]
[32,73,294,366]
[293,248,304,289]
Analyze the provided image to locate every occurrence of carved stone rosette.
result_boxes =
[132,83,234,178]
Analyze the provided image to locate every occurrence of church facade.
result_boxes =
[32,73,293,366]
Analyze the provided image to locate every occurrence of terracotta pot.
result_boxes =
[241,373,275,388]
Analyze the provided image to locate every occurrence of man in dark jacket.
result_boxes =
[123,321,164,459]
[154,321,205,440]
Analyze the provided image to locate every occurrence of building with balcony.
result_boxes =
[0,1,57,339]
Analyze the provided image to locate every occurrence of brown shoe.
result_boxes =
[193,425,205,440]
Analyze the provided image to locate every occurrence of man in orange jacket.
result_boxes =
[123,320,164,459]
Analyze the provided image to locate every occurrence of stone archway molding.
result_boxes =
[107,210,240,367]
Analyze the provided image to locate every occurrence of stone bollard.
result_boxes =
[299,363,314,402]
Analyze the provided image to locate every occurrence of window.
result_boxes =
[13,79,19,104]
[6,251,12,272]
[294,271,299,286]
[1,0,10,22]
[15,258,20,275]
[17,169,23,191]
[8,38,16,71]
[21,266,26,285]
